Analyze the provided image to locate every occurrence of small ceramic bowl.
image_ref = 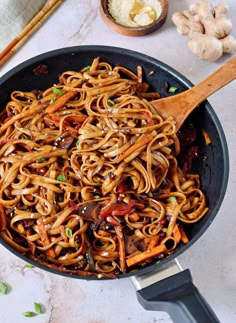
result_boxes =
[100,0,168,37]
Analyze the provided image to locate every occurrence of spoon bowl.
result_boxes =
[151,56,236,131]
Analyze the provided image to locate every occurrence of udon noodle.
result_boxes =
[0,58,208,278]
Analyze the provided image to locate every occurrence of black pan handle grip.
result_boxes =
[136,269,220,323]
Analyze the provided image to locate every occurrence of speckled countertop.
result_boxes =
[0,1,236,322]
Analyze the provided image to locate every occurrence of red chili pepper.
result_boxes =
[106,216,120,226]
[144,112,154,126]
[100,200,135,218]
[117,181,125,194]
[3,116,12,123]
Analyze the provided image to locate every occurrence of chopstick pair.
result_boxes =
[0,0,63,68]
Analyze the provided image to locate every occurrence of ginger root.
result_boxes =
[172,0,236,61]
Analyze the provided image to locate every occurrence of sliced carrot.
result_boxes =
[126,244,167,268]
[50,115,87,123]
[202,129,212,145]
[37,216,56,257]
[0,205,7,231]
[44,116,78,133]
[179,225,189,244]
[45,90,77,114]
[115,225,126,273]
[173,224,181,243]
[97,229,111,237]
[148,235,160,250]
[118,134,153,162]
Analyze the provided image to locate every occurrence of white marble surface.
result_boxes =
[0,1,236,322]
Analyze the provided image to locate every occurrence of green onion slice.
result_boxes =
[83,65,91,71]
[50,97,56,104]
[53,88,65,95]
[24,263,34,269]
[34,302,43,314]
[169,196,177,203]
[168,86,178,93]
[22,312,37,317]
[76,140,80,149]
[65,227,73,239]
[107,99,115,107]
[0,282,8,294]
[56,174,66,182]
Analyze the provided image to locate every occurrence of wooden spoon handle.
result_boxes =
[186,56,236,105]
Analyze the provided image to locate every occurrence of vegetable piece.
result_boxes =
[65,227,73,239]
[44,116,78,133]
[118,134,153,162]
[0,205,7,231]
[22,312,37,317]
[202,128,212,145]
[107,99,115,107]
[173,224,182,243]
[115,226,126,273]
[179,225,189,243]
[0,281,8,294]
[37,217,56,258]
[168,86,178,93]
[24,263,34,269]
[34,302,43,314]
[45,90,77,113]
[56,174,66,182]
[53,88,65,95]
[172,0,236,61]
[37,157,45,162]
[99,200,135,218]
[126,244,167,267]
[85,246,96,272]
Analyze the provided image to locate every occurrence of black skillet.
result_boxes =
[0,46,229,323]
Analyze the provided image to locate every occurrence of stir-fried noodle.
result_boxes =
[0,58,208,277]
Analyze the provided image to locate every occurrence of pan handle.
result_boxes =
[136,269,220,323]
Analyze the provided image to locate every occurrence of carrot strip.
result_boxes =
[0,205,7,231]
[44,116,78,133]
[173,224,181,243]
[51,115,87,123]
[202,128,212,145]
[37,216,56,257]
[97,229,111,237]
[126,244,167,268]
[118,134,153,162]
[179,225,189,244]
[148,235,160,250]
[45,90,77,113]
[115,226,126,273]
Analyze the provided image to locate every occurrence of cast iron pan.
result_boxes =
[0,46,229,323]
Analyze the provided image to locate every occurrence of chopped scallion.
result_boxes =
[107,99,115,107]
[24,263,34,269]
[34,302,43,314]
[53,88,65,95]
[93,195,101,199]
[169,196,177,203]
[168,86,178,94]
[0,282,8,294]
[76,140,80,149]
[84,65,91,71]
[21,134,28,140]
[22,312,37,317]
[56,174,66,182]
[37,157,45,162]
[50,97,56,104]
[65,227,73,239]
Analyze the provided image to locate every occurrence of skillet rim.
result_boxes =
[0,45,230,280]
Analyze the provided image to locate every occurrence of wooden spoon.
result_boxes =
[151,56,236,131]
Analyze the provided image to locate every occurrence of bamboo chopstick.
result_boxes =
[0,0,63,68]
